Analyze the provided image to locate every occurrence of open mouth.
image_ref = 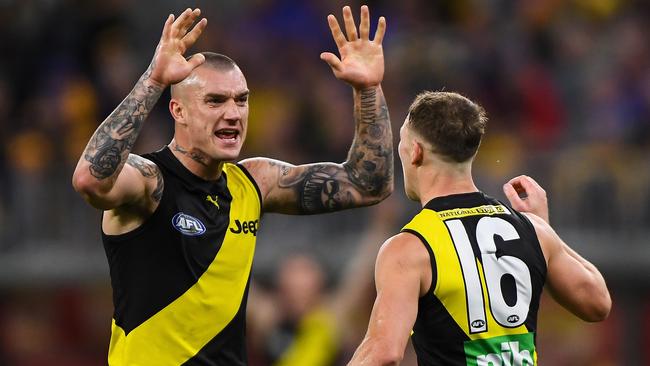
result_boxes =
[214,128,239,142]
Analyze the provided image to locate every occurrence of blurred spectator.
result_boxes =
[247,199,415,366]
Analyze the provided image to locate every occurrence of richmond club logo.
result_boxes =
[172,213,206,236]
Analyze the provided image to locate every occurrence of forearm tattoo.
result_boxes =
[345,87,393,196]
[126,155,164,203]
[83,62,163,181]
[275,86,393,214]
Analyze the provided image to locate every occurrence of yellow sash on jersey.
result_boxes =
[108,164,260,365]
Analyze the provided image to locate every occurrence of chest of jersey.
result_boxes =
[103,159,262,365]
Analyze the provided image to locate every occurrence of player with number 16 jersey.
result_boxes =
[403,192,545,365]
[347,91,610,366]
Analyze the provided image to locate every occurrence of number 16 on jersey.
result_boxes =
[446,217,533,334]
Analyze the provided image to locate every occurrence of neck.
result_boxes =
[415,163,478,207]
[169,139,224,181]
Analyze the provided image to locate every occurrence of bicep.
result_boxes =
[366,271,420,350]
[360,237,425,360]
[240,157,373,214]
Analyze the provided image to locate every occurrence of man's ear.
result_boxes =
[169,99,187,126]
[411,140,424,166]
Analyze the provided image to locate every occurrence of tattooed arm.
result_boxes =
[242,86,392,214]
[71,65,164,210]
[72,8,207,211]
[241,6,393,214]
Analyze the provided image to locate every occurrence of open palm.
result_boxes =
[149,8,208,87]
[321,6,387,90]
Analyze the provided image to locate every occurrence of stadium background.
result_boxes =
[0,0,647,364]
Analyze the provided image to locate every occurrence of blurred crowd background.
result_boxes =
[0,0,648,364]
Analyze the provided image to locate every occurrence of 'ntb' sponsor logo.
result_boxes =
[464,333,535,366]
[172,213,206,236]
[475,341,533,366]
[230,219,259,236]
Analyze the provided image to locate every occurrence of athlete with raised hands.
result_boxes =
[72,6,393,365]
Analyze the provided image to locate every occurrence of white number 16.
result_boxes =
[446,217,532,334]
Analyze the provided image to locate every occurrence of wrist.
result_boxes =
[144,76,166,90]
[354,84,380,93]
[142,59,168,90]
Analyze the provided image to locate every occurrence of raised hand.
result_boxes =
[503,175,549,224]
[148,8,208,87]
[321,5,386,90]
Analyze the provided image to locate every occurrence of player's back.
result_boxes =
[402,192,546,366]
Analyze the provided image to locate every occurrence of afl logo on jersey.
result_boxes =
[507,315,520,324]
[471,320,486,329]
[172,213,206,236]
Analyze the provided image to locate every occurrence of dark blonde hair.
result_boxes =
[407,91,487,162]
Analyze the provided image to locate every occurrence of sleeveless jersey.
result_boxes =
[102,146,262,366]
[402,192,547,366]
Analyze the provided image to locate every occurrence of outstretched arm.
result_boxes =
[72,9,207,210]
[242,5,393,214]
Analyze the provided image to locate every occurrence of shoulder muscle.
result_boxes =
[376,233,431,296]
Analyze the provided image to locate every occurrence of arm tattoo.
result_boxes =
[83,62,164,181]
[343,87,393,194]
[300,167,356,212]
[273,86,393,214]
[126,155,164,203]
[269,160,291,176]
[278,164,354,213]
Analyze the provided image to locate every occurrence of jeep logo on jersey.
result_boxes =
[472,320,486,329]
[507,315,520,323]
[229,219,259,236]
[172,213,206,236]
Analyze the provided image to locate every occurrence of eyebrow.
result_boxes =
[204,91,250,100]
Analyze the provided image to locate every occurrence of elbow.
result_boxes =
[373,182,394,205]
[71,167,112,209]
[381,178,395,200]
[574,285,612,322]
[377,163,395,201]
[366,176,395,206]
[351,336,404,366]
[584,291,612,322]
[342,161,394,207]
[72,168,92,195]
[72,167,101,197]
[381,356,402,366]
[371,340,403,366]
[377,349,403,366]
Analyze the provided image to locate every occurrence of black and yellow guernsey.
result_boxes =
[402,192,546,366]
[102,146,262,366]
